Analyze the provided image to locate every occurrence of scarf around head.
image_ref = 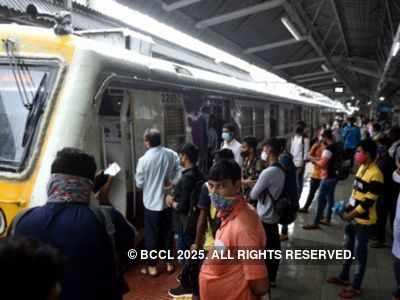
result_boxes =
[47,173,93,204]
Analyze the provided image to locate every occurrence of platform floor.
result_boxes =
[123,168,395,300]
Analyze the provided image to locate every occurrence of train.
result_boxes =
[0,23,341,233]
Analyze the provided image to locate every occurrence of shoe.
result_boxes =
[326,276,350,286]
[298,208,309,213]
[140,266,148,275]
[148,266,159,277]
[370,241,385,248]
[320,219,331,226]
[280,234,289,241]
[166,263,175,274]
[303,224,320,230]
[339,287,361,298]
[168,285,193,297]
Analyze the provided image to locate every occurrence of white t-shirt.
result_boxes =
[222,139,242,166]
[290,135,310,168]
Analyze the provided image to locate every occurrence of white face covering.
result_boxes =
[261,152,268,161]
[393,170,400,184]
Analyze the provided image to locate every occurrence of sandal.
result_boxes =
[166,263,175,274]
[339,287,361,299]
[326,276,350,286]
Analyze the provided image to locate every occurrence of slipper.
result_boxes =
[326,276,350,286]
[339,287,361,299]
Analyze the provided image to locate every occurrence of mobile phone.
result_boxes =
[104,162,121,176]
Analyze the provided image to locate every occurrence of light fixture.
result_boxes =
[321,64,329,72]
[334,87,344,93]
[332,77,337,82]
[281,17,302,41]
[379,96,385,101]
[367,101,372,106]
[393,41,400,57]
[351,96,355,100]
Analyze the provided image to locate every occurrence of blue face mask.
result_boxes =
[222,132,232,142]
[209,193,235,217]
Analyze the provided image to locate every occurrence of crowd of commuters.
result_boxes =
[2,115,400,300]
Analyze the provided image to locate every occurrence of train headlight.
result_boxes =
[0,208,6,235]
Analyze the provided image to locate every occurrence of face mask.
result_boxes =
[209,193,235,217]
[261,152,268,161]
[354,152,368,165]
[222,132,232,142]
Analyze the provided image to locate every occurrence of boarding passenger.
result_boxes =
[135,128,180,276]
[290,125,310,200]
[11,148,136,300]
[165,143,205,258]
[221,123,242,166]
[241,136,264,203]
[327,139,383,299]
[250,138,285,287]
[0,237,64,300]
[299,133,325,213]
[303,129,339,229]
[200,159,269,300]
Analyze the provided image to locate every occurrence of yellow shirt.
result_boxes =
[351,162,384,225]
[203,205,217,250]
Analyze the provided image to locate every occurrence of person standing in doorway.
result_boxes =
[221,123,242,166]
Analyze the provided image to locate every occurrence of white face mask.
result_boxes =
[261,152,268,161]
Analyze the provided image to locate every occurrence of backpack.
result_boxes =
[182,176,206,236]
[264,163,298,225]
[331,144,351,181]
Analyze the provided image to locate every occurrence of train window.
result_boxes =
[284,109,290,134]
[290,109,295,132]
[255,108,265,141]
[99,88,124,116]
[164,105,185,152]
[270,104,279,138]
[241,106,254,137]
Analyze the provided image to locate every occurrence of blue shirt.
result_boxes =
[14,203,136,300]
[341,125,361,150]
[135,146,180,211]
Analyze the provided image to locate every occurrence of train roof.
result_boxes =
[0,24,345,111]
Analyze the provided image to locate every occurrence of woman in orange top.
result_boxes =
[299,135,325,212]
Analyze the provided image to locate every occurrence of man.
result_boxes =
[135,128,180,276]
[303,129,339,229]
[166,143,204,259]
[200,159,269,300]
[341,116,361,168]
[12,148,136,300]
[241,136,264,202]
[326,139,383,299]
[290,125,310,200]
[221,123,242,166]
[0,237,64,300]
[250,138,285,287]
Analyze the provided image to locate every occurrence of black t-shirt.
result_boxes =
[325,144,338,179]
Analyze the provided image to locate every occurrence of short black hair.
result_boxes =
[296,120,306,129]
[208,159,241,183]
[263,138,282,156]
[0,237,64,300]
[222,123,235,133]
[277,137,287,152]
[358,139,378,160]
[321,129,333,140]
[214,149,234,162]
[179,143,199,164]
[295,126,305,135]
[144,128,161,147]
[51,147,97,181]
[242,136,258,152]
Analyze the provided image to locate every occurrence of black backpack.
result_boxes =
[264,163,298,225]
[331,144,351,181]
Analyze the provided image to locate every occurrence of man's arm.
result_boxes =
[192,208,208,249]
[135,158,144,189]
[249,169,271,201]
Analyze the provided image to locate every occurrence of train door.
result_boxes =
[270,104,279,138]
[98,87,135,218]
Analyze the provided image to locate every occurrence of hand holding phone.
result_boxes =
[104,162,121,176]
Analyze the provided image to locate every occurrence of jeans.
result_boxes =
[313,177,338,225]
[393,256,400,298]
[296,166,305,200]
[263,223,281,282]
[338,222,370,290]
[144,208,173,266]
[175,222,194,266]
[303,178,321,210]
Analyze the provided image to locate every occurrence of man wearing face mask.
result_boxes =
[221,123,242,166]
[199,159,269,300]
[326,139,383,299]
[241,136,264,203]
[250,138,285,287]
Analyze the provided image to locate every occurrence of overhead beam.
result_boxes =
[345,65,380,78]
[244,37,306,54]
[312,0,326,24]
[291,70,333,79]
[274,57,325,69]
[307,81,338,88]
[196,0,285,29]
[162,0,202,12]
[297,74,334,83]
[328,0,349,55]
